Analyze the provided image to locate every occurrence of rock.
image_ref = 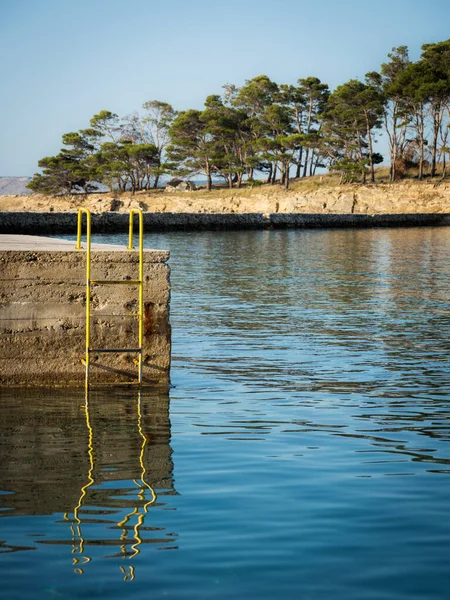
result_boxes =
[109,199,123,211]
[165,179,197,192]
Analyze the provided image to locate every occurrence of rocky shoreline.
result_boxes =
[2,180,450,232]
[2,180,450,216]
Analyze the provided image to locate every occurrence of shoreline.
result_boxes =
[3,180,450,232]
[3,179,450,215]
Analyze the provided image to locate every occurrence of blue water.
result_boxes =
[1,227,450,599]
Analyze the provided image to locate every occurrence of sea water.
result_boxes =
[1,227,449,599]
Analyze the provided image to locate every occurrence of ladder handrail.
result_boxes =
[127,209,143,252]
[75,208,92,383]
[127,209,144,383]
[76,208,92,254]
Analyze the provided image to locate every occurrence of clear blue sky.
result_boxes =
[1,0,450,176]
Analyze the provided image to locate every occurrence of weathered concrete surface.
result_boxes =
[1,211,450,234]
[0,235,171,386]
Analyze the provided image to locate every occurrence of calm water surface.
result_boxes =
[1,227,450,599]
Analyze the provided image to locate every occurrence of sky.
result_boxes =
[1,0,450,176]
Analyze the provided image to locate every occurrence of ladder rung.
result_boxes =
[89,348,142,353]
[91,280,142,285]
[90,314,140,317]
[88,382,141,386]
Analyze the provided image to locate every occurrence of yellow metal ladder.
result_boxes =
[76,208,144,386]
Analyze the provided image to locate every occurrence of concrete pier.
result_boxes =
[0,235,171,386]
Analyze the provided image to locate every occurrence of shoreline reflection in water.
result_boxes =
[0,387,177,580]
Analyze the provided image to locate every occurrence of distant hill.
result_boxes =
[0,177,32,195]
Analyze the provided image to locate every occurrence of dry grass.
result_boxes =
[116,172,343,202]
[126,166,448,202]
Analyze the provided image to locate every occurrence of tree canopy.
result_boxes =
[28,38,450,194]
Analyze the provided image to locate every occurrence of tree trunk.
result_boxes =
[271,163,278,185]
[418,140,424,180]
[296,147,303,178]
[385,102,397,183]
[365,112,375,183]
[418,109,425,180]
[301,97,314,178]
[431,105,440,177]
[312,152,321,176]
[309,151,315,177]
[302,149,310,177]
[266,163,273,184]
[284,162,290,189]
[312,157,318,176]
